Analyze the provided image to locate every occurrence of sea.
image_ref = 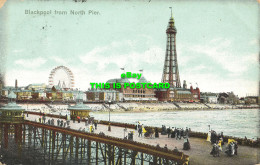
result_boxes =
[91,109,259,139]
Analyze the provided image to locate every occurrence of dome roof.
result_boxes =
[106,79,117,83]
[68,104,91,111]
[106,78,130,84]
[8,91,16,99]
[1,91,24,111]
[76,92,83,100]
[138,76,150,83]
[117,78,130,84]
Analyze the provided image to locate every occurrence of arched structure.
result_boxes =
[48,66,75,88]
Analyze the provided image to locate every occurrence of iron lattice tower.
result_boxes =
[161,9,181,88]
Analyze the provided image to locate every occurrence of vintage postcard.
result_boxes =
[0,0,259,164]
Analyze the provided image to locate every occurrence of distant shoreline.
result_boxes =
[1,100,259,112]
[92,107,259,114]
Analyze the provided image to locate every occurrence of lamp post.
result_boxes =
[108,99,112,131]
[108,100,112,122]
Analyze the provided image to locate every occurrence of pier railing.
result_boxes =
[24,111,260,148]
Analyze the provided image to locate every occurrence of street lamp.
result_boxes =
[107,98,112,131]
[108,100,112,122]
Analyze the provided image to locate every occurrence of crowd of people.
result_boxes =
[135,123,191,151]
[209,130,238,157]
[34,114,99,134]
[164,126,190,140]
[225,141,238,156]
[31,113,242,159]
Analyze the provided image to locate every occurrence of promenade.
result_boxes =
[26,114,259,165]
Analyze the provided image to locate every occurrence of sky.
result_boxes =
[0,0,258,97]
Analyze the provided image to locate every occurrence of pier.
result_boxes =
[22,113,259,165]
[0,112,189,164]
[0,97,259,164]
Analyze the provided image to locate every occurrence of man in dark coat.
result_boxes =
[155,128,159,138]
[167,127,171,138]
[94,122,97,130]
[138,126,142,137]
[176,129,180,140]
[234,142,238,155]
[171,127,176,138]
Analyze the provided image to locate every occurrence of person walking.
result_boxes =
[180,128,184,139]
[167,127,171,138]
[171,127,176,138]
[176,129,179,140]
[185,127,189,137]
[94,122,97,130]
[150,128,155,139]
[60,120,63,127]
[43,116,46,123]
[155,128,159,138]
[138,126,142,137]
[57,119,60,126]
[234,142,238,155]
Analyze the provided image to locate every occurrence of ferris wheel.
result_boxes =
[48,66,75,88]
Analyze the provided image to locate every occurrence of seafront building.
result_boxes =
[107,77,157,102]
[87,77,158,102]
[200,92,218,103]
[86,88,123,102]
[68,92,91,120]
[0,91,24,123]
[0,82,86,102]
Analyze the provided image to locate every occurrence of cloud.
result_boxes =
[15,57,47,68]
[190,38,257,74]
[79,40,164,71]
[12,49,24,53]
[249,39,258,46]
[181,72,258,97]
[49,56,68,65]
[6,69,49,87]
[77,40,165,89]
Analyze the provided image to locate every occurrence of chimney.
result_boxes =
[15,79,18,88]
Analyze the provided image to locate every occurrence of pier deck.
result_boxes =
[26,114,259,165]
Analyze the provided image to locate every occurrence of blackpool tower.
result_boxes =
[161,8,181,88]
